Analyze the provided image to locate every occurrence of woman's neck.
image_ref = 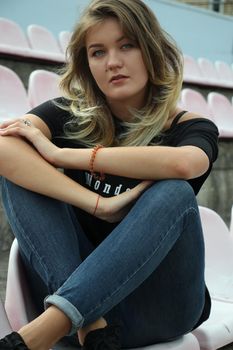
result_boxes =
[108,103,133,122]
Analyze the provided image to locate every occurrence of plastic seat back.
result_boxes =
[207,92,233,138]
[0,17,29,48]
[27,24,62,54]
[215,61,233,84]
[198,57,220,85]
[58,31,72,54]
[199,206,233,302]
[180,89,212,119]
[28,69,61,108]
[193,207,233,350]
[0,65,30,121]
[183,55,203,84]
[193,299,233,350]
[4,239,37,331]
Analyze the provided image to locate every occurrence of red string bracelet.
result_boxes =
[93,194,100,216]
[89,144,105,181]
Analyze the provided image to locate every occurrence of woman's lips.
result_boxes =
[110,75,129,84]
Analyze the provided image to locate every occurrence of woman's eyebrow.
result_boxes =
[88,43,104,50]
[87,36,127,51]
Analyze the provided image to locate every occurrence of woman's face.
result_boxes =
[86,18,149,112]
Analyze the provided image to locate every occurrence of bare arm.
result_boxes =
[0,116,152,222]
[0,115,209,181]
[0,135,99,214]
[57,145,209,180]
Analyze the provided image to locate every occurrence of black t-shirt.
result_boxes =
[28,97,219,329]
[28,97,219,245]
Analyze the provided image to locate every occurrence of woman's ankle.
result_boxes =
[18,306,72,350]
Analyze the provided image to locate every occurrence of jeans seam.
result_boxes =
[84,206,198,318]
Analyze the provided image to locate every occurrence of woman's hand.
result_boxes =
[0,118,60,165]
[95,180,153,223]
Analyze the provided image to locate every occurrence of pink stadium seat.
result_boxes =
[27,24,65,63]
[4,239,37,332]
[0,18,65,63]
[0,65,30,121]
[28,69,61,108]
[180,88,213,119]
[215,61,233,88]
[198,206,233,303]
[58,31,72,54]
[193,300,233,350]
[207,92,233,138]
[183,55,204,85]
[197,58,220,86]
[192,206,233,350]
[0,17,31,57]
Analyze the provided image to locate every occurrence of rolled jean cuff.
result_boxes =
[44,294,84,335]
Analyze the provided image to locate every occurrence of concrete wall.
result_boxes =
[197,141,233,227]
[1,0,233,63]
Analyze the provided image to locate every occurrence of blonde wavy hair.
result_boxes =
[59,0,183,147]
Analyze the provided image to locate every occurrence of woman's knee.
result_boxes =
[149,179,195,198]
[138,179,197,214]
[1,177,28,208]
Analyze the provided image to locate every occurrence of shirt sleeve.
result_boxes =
[27,97,71,138]
[172,118,219,164]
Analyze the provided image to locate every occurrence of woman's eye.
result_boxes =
[92,50,105,57]
[121,43,134,50]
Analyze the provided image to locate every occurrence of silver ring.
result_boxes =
[22,119,32,127]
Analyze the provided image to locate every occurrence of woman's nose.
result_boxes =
[106,51,123,71]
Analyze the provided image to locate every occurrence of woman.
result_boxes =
[0,0,218,349]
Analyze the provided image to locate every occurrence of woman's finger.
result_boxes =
[0,119,35,139]
[0,126,28,138]
[0,119,33,133]
[131,180,153,195]
[0,118,25,129]
[0,118,33,130]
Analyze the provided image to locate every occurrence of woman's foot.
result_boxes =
[0,332,28,350]
[82,324,121,350]
[0,306,71,350]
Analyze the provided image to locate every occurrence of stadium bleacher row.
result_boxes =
[0,66,60,120]
[0,17,71,63]
[183,55,233,89]
[0,17,233,89]
[0,16,233,143]
[179,88,233,138]
[1,64,233,139]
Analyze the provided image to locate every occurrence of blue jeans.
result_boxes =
[1,178,207,347]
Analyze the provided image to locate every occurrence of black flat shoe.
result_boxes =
[83,324,121,350]
[0,332,28,350]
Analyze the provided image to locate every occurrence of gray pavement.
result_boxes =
[0,250,9,302]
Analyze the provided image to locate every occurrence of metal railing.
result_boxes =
[176,0,233,15]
